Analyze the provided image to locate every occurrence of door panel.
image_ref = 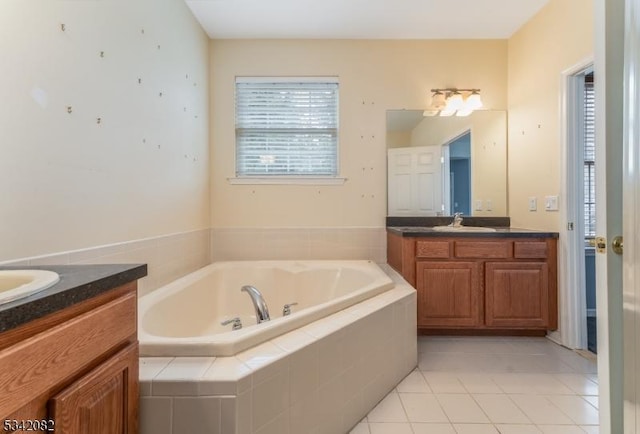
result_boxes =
[388,146,442,215]
[416,261,481,327]
[485,262,549,328]
[49,343,138,434]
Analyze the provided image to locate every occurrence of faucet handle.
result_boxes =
[221,317,242,330]
[283,302,299,316]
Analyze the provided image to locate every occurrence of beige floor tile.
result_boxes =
[509,395,574,425]
[399,393,449,423]
[582,396,598,409]
[452,424,499,434]
[348,422,370,434]
[366,392,408,423]
[422,372,467,393]
[410,422,457,433]
[364,337,600,434]
[457,374,502,394]
[436,394,489,423]
[473,394,530,424]
[368,422,413,434]
[494,425,542,433]
[491,373,574,395]
[396,369,432,393]
[537,425,587,433]
[544,395,599,425]
[554,373,599,396]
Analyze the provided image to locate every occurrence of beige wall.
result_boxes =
[410,111,508,216]
[210,39,508,228]
[507,0,594,230]
[386,131,412,149]
[0,0,210,262]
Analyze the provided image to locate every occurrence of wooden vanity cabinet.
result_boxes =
[388,232,558,334]
[0,282,139,434]
[416,261,482,327]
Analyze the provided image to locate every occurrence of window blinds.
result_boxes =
[583,75,596,238]
[235,79,339,176]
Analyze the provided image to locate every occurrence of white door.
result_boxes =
[623,0,640,429]
[595,0,625,431]
[387,146,442,216]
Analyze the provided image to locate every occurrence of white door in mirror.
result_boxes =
[0,270,60,305]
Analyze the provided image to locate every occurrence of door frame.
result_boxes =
[557,57,594,350]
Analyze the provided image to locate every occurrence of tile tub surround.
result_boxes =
[211,227,387,264]
[0,229,210,297]
[139,266,417,434]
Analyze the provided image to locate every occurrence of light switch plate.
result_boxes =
[545,195,559,211]
[475,200,483,211]
[528,197,537,211]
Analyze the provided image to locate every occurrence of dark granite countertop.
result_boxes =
[0,264,147,334]
[387,226,559,239]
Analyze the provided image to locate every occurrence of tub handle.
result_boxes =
[283,302,299,316]
[221,317,242,330]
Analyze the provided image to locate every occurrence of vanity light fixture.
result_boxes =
[426,88,483,117]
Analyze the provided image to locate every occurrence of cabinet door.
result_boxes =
[416,261,482,327]
[485,262,549,328]
[49,343,138,434]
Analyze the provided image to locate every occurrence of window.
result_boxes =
[583,73,595,238]
[235,78,339,180]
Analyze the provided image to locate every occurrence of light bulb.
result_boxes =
[445,92,464,111]
[465,92,483,110]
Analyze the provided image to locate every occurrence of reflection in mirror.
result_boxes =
[386,110,507,217]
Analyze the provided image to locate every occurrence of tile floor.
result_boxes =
[350,336,599,434]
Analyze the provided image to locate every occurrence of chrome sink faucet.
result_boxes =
[241,285,270,323]
[453,212,464,227]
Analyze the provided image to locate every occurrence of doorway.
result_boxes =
[559,60,596,353]
[582,72,597,353]
[443,131,472,216]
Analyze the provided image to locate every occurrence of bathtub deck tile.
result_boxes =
[152,357,216,396]
[236,341,291,386]
[140,357,175,396]
[298,318,343,339]
[272,328,318,352]
[201,356,253,395]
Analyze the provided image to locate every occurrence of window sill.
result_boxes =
[227,176,347,185]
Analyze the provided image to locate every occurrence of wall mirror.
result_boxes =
[386,109,508,217]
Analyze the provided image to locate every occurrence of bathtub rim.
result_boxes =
[138,259,395,357]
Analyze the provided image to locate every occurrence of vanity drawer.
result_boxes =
[514,241,548,258]
[416,240,451,258]
[454,241,512,259]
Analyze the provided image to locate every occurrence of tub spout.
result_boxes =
[241,285,270,323]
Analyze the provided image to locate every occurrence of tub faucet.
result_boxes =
[241,285,270,323]
[452,212,464,227]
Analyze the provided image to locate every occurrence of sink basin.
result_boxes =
[432,225,497,233]
[0,270,60,305]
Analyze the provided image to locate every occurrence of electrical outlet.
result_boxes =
[545,195,559,211]
[528,197,537,211]
[486,200,493,211]
[475,200,483,211]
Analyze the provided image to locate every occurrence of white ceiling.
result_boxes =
[185,0,550,40]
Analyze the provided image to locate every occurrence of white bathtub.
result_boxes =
[138,260,394,356]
